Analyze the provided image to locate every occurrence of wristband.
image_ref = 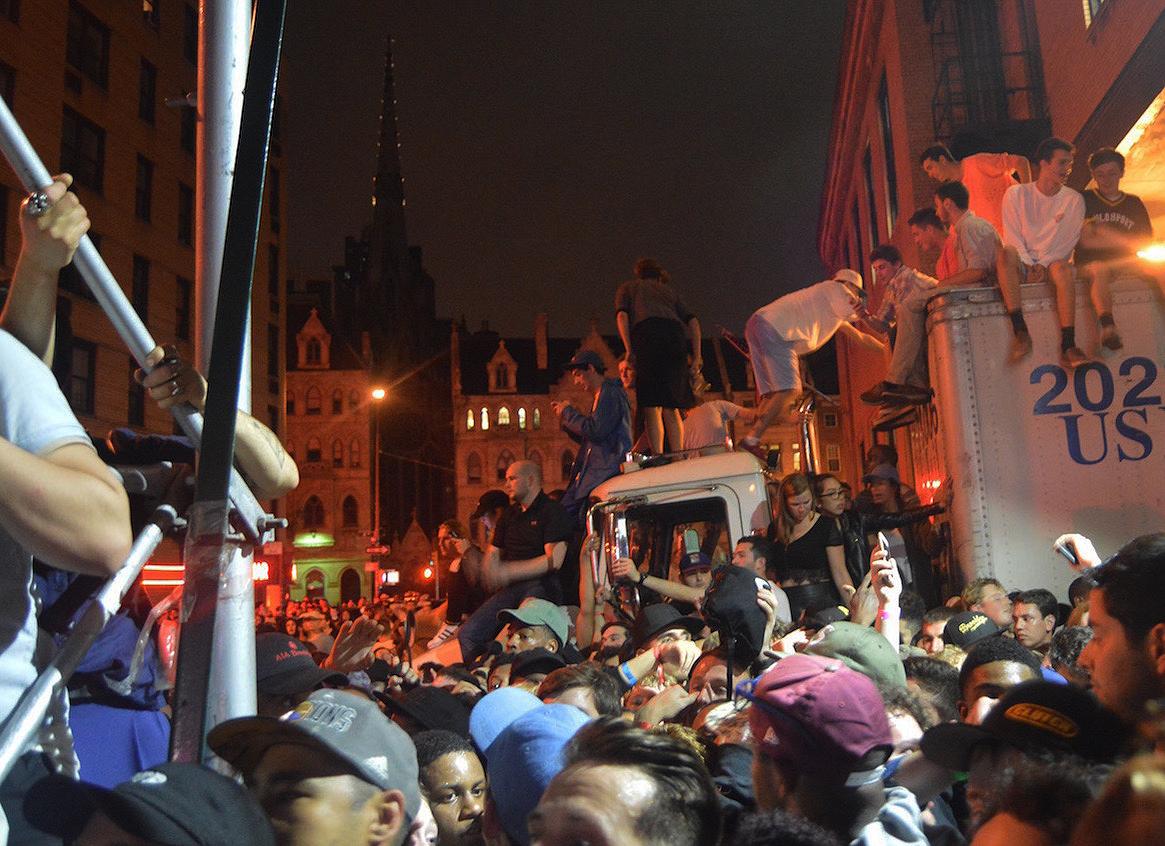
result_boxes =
[878,608,898,622]
[638,569,647,585]
[618,661,638,687]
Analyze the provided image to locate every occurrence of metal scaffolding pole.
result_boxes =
[170,0,287,765]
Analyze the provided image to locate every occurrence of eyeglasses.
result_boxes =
[818,489,845,499]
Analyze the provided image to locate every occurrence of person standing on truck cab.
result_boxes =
[997,137,1087,369]
[738,271,885,458]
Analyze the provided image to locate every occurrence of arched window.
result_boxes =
[306,437,322,463]
[285,391,296,416]
[528,449,543,471]
[332,439,344,468]
[480,407,490,430]
[306,386,321,415]
[349,438,361,468]
[496,363,509,389]
[498,406,511,426]
[348,389,359,410]
[286,439,295,462]
[466,409,475,430]
[303,495,325,530]
[497,449,515,481]
[331,389,343,414]
[533,408,541,429]
[341,495,358,528]
[560,449,575,482]
[518,407,527,429]
[467,452,482,484]
[306,337,322,365]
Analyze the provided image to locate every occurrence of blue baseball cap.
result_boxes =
[468,687,543,755]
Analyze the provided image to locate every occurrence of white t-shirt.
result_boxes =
[682,400,745,450]
[0,330,92,725]
[755,281,857,355]
[1001,182,1085,266]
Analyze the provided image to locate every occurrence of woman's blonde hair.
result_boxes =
[775,473,814,545]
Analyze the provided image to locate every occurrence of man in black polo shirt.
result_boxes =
[457,460,574,661]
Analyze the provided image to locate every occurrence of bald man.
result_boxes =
[457,461,574,661]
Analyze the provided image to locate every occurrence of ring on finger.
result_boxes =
[24,191,51,218]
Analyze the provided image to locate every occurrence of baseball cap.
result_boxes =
[804,621,907,690]
[833,268,864,289]
[469,687,543,755]
[680,551,712,574]
[255,633,347,696]
[740,654,892,783]
[208,688,421,819]
[26,762,276,845]
[563,349,605,373]
[475,699,590,846]
[921,680,1132,770]
[631,603,705,650]
[861,463,900,485]
[511,647,567,681]
[471,490,510,520]
[943,611,1003,650]
[379,685,472,738]
[497,598,570,650]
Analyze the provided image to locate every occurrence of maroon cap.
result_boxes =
[743,654,892,782]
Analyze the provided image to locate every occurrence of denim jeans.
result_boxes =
[457,579,551,662]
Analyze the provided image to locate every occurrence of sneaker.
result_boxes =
[881,382,934,405]
[1060,346,1089,370]
[1008,331,1033,364]
[426,622,460,650]
[860,382,889,404]
[1100,325,1123,351]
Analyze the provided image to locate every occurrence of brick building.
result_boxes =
[819,0,1165,491]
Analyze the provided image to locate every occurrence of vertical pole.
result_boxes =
[197,0,257,736]
[374,414,382,546]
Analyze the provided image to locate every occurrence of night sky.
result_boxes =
[282,2,846,338]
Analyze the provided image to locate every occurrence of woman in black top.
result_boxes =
[769,473,851,621]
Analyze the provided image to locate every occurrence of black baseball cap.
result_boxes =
[921,680,1132,770]
[256,633,347,696]
[208,688,421,818]
[472,490,511,519]
[378,685,472,738]
[943,611,1003,650]
[510,647,567,681]
[26,762,277,845]
[631,604,704,649]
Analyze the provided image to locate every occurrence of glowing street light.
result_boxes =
[1138,243,1165,263]
[371,387,387,401]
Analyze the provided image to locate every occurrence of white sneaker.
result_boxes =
[426,622,460,650]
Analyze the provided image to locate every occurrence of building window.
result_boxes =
[306,386,321,415]
[349,439,360,468]
[560,450,574,482]
[306,337,322,365]
[175,276,192,340]
[480,407,489,430]
[0,60,14,108]
[60,107,105,192]
[268,243,280,314]
[286,439,295,462]
[1082,0,1108,27]
[69,338,96,415]
[285,391,295,416]
[332,439,343,468]
[142,0,159,28]
[826,444,841,473]
[341,496,358,528]
[267,404,278,433]
[267,323,279,381]
[177,182,193,246]
[302,495,325,530]
[331,389,342,415]
[66,2,110,88]
[533,408,541,429]
[518,407,526,429]
[132,255,149,322]
[497,449,515,481]
[139,58,157,123]
[183,3,198,64]
[863,144,879,248]
[306,437,321,463]
[348,390,358,411]
[128,356,145,425]
[791,442,802,472]
[466,408,475,430]
[268,168,281,233]
[271,94,283,157]
[134,155,153,221]
[179,105,196,154]
[877,74,898,234]
[467,452,482,484]
[823,411,838,428]
[498,406,511,426]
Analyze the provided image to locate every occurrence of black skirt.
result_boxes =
[631,317,695,409]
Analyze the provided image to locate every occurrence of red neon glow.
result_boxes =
[141,560,272,585]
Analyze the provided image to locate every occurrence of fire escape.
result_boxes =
[926,0,1050,156]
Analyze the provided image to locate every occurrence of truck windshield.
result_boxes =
[618,496,731,588]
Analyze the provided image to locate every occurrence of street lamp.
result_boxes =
[370,387,386,547]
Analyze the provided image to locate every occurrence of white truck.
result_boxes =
[921,276,1165,598]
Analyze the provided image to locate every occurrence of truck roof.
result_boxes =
[593,451,767,500]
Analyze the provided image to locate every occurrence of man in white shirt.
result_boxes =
[739,270,884,455]
[682,399,758,454]
[997,137,1087,369]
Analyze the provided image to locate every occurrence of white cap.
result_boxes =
[832,268,863,288]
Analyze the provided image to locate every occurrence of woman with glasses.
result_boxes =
[769,472,850,620]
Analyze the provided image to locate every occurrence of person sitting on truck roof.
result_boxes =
[934,179,1003,289]
[737,270,885,458]
[997,136,1088,369]
[858,245,939,411]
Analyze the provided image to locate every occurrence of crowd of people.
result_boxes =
[0,133,1163,846]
